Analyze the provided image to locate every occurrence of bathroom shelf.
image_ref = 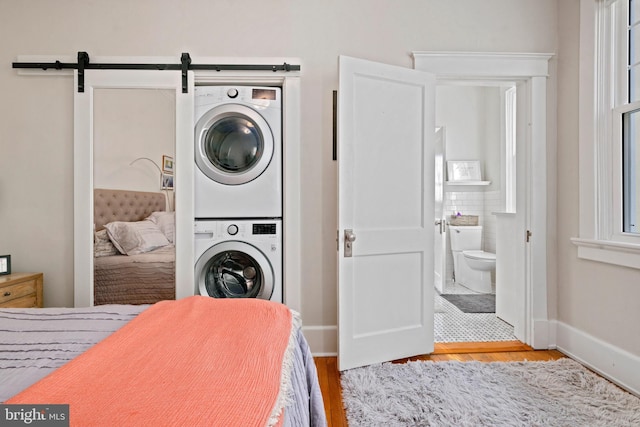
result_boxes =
[446,180,491,186]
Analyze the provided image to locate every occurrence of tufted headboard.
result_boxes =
[94,188,166,231]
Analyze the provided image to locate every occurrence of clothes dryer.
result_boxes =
[194,219,282,303]
[194,86,282,218]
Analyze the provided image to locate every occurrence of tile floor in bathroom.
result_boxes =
[434,281,517,342]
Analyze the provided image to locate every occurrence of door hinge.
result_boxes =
[526,230,532,242]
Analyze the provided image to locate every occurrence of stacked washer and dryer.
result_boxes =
[194,86,283,303]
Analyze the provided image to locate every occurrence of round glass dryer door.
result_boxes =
[195,241,274,300]
[195,104,274,185]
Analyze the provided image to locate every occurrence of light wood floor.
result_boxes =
[314,341,567,427]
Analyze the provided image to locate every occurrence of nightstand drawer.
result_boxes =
[0,294,37,308]
[0,273,44,308]
[0,279,37,304]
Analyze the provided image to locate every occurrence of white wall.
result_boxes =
[556,0,640,361]
[0,1,560,352]
[437,85,502,191]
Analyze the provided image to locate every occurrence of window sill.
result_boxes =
[571,238,640,270]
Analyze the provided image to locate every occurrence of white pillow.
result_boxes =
[104,220,170,255]
[146,211,175,243]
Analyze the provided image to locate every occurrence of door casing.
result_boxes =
[412,51,553,349]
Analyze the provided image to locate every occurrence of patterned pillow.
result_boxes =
[94,229,119,258]
[104,220,170,255]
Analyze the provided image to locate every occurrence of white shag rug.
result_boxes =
[341,358,640,427]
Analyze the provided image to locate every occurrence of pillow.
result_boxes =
[94,229,119,258]
[104,220,170,255]
[146,211,175,243]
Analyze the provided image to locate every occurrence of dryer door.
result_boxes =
[195,241,274,300]
[195,104,274,185]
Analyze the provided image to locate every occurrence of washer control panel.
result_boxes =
[194,220,279,241]
[252,223,277,235]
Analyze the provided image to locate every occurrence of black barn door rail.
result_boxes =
[12,51,301,93]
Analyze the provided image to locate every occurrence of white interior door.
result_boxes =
[337,56,436,371]
[434,127,446,294]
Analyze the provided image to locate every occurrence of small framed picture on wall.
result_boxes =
[162,174,174,190]
[162,155,174,174]
[0,255,11,275]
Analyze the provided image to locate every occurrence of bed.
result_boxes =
[93,188,175,305]
[0,296,327,426]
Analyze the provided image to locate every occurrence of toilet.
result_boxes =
[449,225,496,293]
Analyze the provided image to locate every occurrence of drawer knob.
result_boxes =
[3,291,11,297]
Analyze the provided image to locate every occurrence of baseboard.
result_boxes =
[531,318,551,349]
[302,325,337,357]
[555,320,640,396]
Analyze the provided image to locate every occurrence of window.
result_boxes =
[625,0,640,233]
[573,0,640,269]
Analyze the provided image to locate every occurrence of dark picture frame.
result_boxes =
[0,255,11,275]
[161,173,174,190]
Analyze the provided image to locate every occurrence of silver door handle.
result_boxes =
[344,229,356,257]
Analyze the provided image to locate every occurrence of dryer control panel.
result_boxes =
[195,85,281,111]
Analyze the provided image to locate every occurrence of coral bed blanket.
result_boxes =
[7,296,295,427]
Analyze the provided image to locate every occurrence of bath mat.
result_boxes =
[341,358,640,427]
[440,293,495,313]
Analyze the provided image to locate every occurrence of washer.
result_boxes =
[194,219,282,303]
[194,85,282,218]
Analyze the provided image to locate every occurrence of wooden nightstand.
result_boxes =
[0,273,43,308]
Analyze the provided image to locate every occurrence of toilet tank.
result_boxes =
[449,225,482,251]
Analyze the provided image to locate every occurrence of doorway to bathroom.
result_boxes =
[434,83,519,344]
[414,51,553,351]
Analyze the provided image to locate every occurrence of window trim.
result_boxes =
[573,0,640,269]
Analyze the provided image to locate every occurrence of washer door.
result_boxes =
[195,104,274,185]
[195,241,274,300]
